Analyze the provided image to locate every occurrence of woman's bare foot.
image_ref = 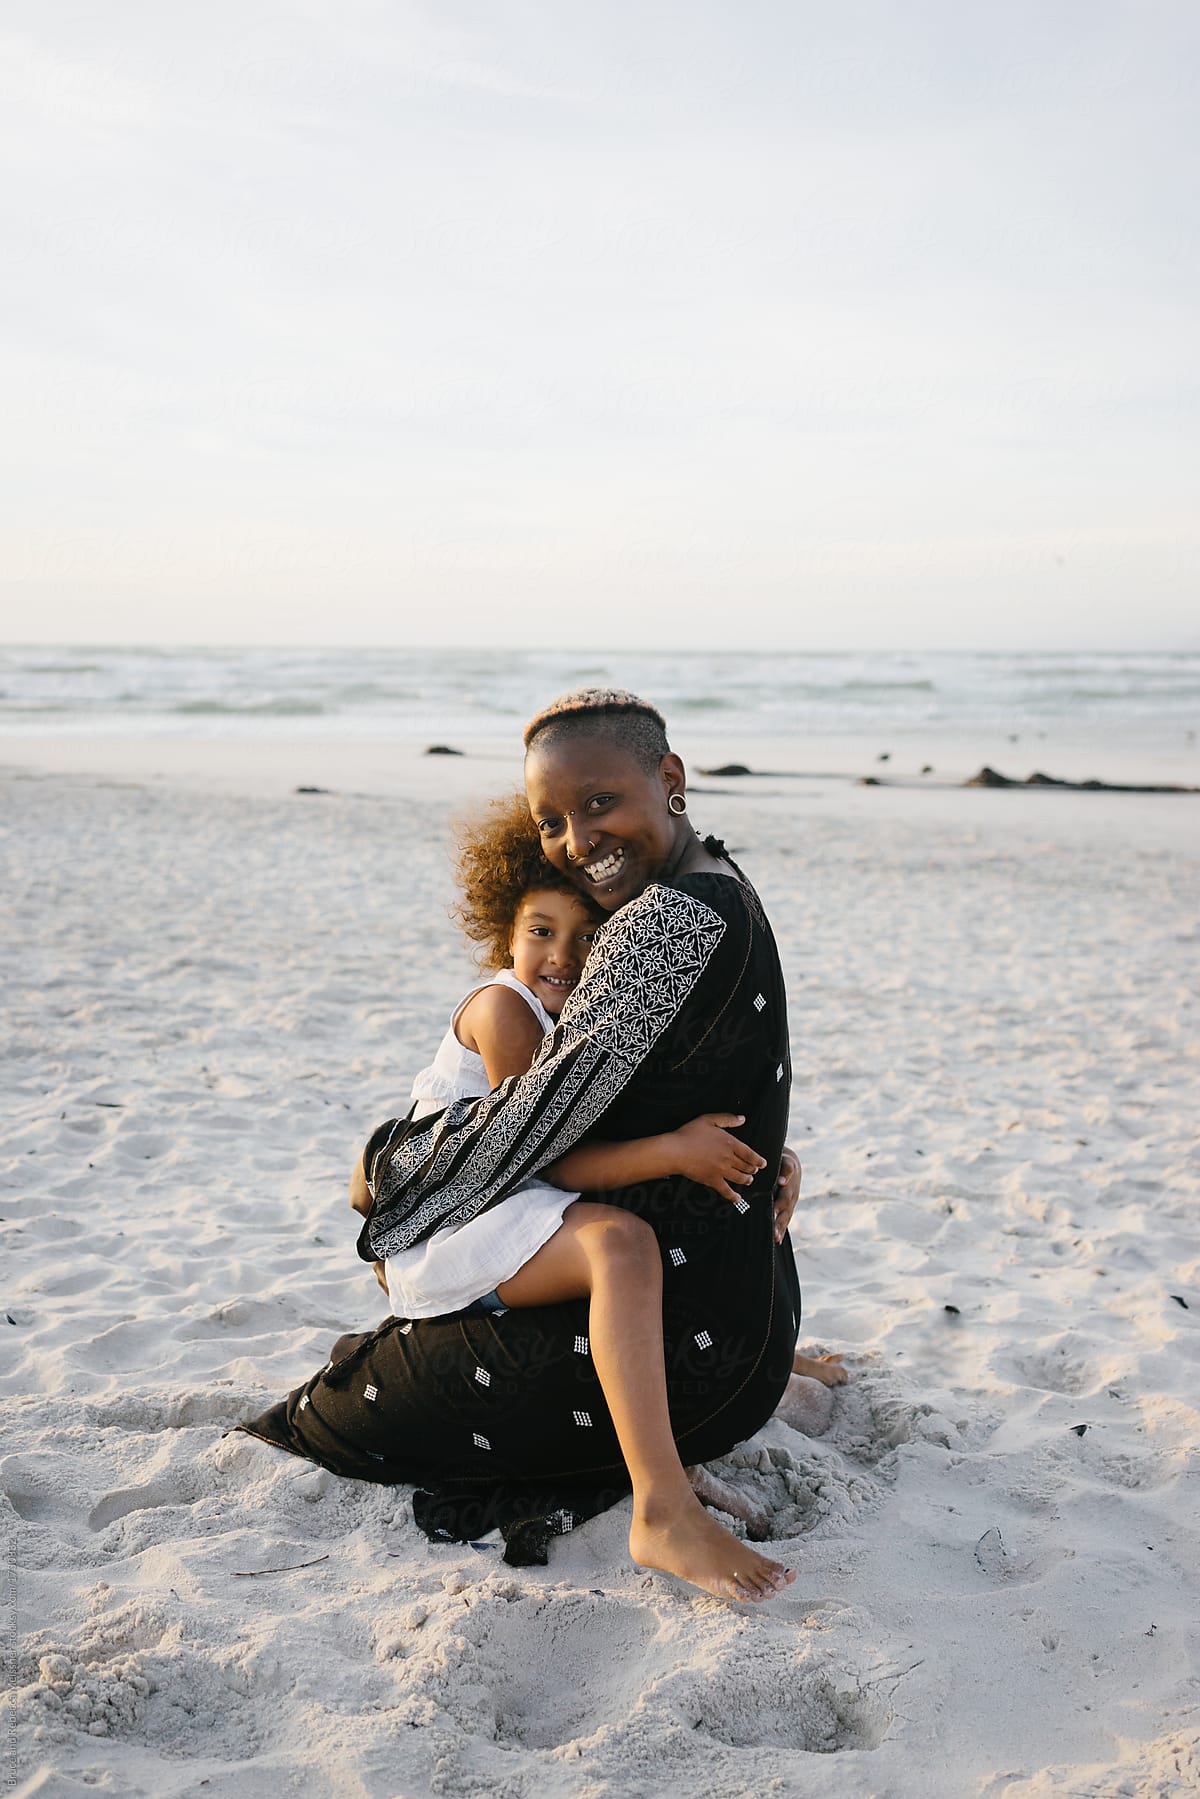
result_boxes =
[629,1491,795,1603]
[793,1350,847,1387]
[775,1373,836,1435]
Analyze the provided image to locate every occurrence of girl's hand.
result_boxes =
[773,1146,802,1244]
[667,1114,767,1204]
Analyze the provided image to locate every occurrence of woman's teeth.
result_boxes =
[583,849,625,885]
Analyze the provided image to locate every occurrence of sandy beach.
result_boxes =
[2,728,1198,1798]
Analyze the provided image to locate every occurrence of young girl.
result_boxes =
[352,794,834,1602]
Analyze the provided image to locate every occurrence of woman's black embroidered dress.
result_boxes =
[240,863,801,1557]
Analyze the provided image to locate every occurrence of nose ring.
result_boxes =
[566,838,597,864]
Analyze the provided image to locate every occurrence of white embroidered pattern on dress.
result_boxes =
[374,1032,621,1254]
[370,884,726,1258]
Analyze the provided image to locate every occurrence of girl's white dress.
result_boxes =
[383,970,577,1319]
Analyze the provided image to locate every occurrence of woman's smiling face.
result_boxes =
[525,734,685,912]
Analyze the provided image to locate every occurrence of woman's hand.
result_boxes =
[773,1145,802,1244]
[666,1114,767,1204]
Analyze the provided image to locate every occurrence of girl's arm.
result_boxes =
[458,984,546,1086]
[547,1114,766,1204]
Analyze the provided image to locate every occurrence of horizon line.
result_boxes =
[4,641,1198,657]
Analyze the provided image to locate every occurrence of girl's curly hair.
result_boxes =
[452,791,603,969]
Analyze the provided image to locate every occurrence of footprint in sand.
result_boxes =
[1,1453,91,1527]
[38,1267,104,1298]
[690,1658,891,1753]
[433,1583,892,1756]
[973,1522,1082,1590]
[1057,1438,1172,1493]
[113,1133,172,1161]
[87,1475,189,1532]
[66,1316,170,1375]
[458,1590,660,1749]
[22,1214,86,1244]
[173,1296,314,1342]
[1013,1335,1100,1396]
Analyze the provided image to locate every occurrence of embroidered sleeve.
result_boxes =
[366,883,727,1258]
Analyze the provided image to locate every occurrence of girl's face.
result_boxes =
[509,888,600,1015]
[525,736,685,913]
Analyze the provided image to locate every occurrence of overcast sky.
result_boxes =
[2,1,1197,650]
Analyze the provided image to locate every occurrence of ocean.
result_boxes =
[1,646,1197,753]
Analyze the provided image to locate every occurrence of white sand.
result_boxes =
[2,732,1198,1797]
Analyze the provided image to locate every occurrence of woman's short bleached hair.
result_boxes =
[522,687,670,775]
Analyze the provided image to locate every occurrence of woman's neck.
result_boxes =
[659,825,725,884]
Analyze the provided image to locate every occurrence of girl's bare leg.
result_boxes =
[496,1202,795,1604]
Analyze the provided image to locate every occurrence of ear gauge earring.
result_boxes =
[668,792,687,815]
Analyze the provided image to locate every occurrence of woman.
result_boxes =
[240,689,803,1596]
